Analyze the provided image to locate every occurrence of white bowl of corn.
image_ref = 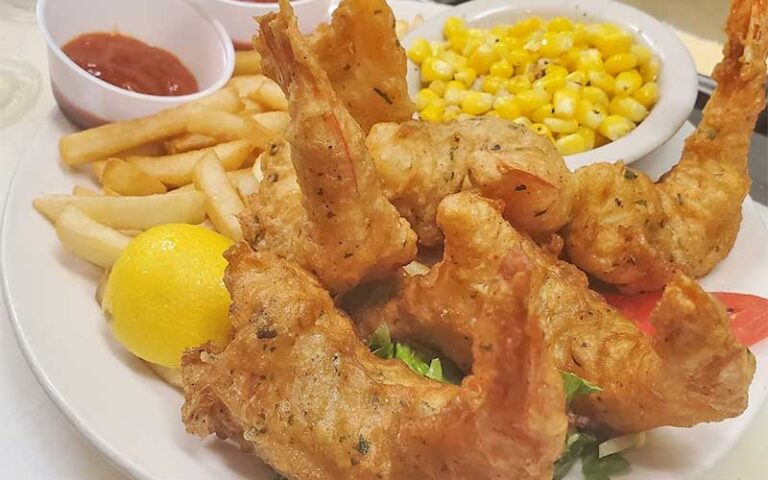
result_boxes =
[403,0,698,169]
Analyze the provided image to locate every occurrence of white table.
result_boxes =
[1,4,767,479]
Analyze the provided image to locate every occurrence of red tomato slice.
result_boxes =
[603,291,768,346]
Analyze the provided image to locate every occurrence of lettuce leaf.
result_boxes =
[367,324,457,384]
[562,371,601,406]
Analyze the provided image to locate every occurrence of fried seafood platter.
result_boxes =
[20,0,768,479]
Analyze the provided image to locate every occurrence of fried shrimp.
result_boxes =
[249,0,416,294]
[181,242,567,480]
[357,192,755,434]
[367,118,576,246]
[564,0,768,292]
[308,0,414,133]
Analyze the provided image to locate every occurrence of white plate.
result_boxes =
[3,6,768,480]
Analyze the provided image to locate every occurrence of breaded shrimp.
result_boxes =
[248,0,416,294]
[308,0,414,133]
[181,242,567,480]
[564,0,768,292]
[367,118,576,246]
[356,192,755,434]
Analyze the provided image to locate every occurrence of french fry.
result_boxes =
[233,51,262,76]
[126,140,254,187]
[173,183,196,193]
[34,191,206,229]
[95,269,109,308]
[59,88,242,165]
[92,160,107,181]
[55,205,131,268]
[226,168,260,201]
[252,154,264,183]
[73,186,100,196]
[164,133,218,154]
[186,107,273,148]
[252,111,290,135]
[115,140,166,157]
[193,151,245,240]
[228,75,268,99]
[241,98,267,114]
[101,158,168,196]
[255,79,288,111]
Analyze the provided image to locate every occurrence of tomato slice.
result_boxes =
[603,291,768,346]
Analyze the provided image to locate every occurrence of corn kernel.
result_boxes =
[513,116,533,128]
[556,133,588,155]
[481,75,506,94]
[587,70,615,92]
[576,49,604,71]
[560,49,581,69]
[457,113,473,121]
[415,88,440,111]
[533,74,567,94]
[429,41,445,57]
[507,75,532,93]
[443,105,461,122]
[591,28,634,57]
[540,32,574,58]
[488,60,514,79]
[566,70,587,86]
[608,96,649,122]
[575,125,596,149]
[493,95,522,119]
[462,91,494,115]
[576,99,607,129]
[582,86,610,106]
[455,67,477,86]
[444,84,468,105]
[595,131,610,147]
[505,48,533,68]
[599,115,636,140]
[421,57,455,83]
[428,80,447,97]
[511,16,543,37]
[408,38,432,64]
[544,116,579,134]
[546,64,569,78]
[461,39,481,58]
[440,50,468,70]
[530,123,554,140]
[614,69,643,96]
[604,53,638,75]
[449,30,470,52]
[420,102,445,122]
[633,81,659,108]
[630,44,653,64]
[468,44,495,75]
[532,103,555,123]
[553,89,579,119]
[517,88,551,112]
[640,56,661,82]
[444,17,466,38]
[548,17,574,32]
[485,110,501,118]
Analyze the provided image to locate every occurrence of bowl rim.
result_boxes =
[402,0,700,168]
[36,0,235,104]
[204,0,322,9]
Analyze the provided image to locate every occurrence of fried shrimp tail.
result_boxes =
[367,118,576,246]
[358,192,755,433]
[309,0,414,132]
[564,0,768,292]
[181,243,567,480]
[249,0,416,294]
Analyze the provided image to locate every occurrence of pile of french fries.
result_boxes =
[34,51,282,271]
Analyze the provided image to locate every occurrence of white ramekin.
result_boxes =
[38,0,235,128]
[403,0,699,169]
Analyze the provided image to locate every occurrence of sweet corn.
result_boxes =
[587,70,615,92]
[441,50,468,70]
[415,88,440,110]
[443,105,461,122]
[640,56,661,82]
[608,96,649,123]
[555,133,588,155]
[490,59,515,79]
[507,75,532,93]
[540,32,574,57]
[444,17,466,38]
[582,86,610,106]
[511,16,543,37]
[532,103,555,123]
[548,17,574,32]
[613,70,643,96]
[420,101,445,122]
[630,44,653,64]
[429,80,447,97]
[494,95,522,119]
[591,26,633,57]
[575,125,596,149]
[533,74,567,94]
[408,38,432,64]
[517,89,551,112]
[553,89,579,119]
[454,67,477,86]
[513,116,533,128]
[633,81,659,108]
[480,76,503,93]
[576,49,604,71]
[530,123,554,140]
[444,82,468,105]
[485,110,501,118]
[604,53,638,75]
[462,91,494,115]
[543,116,579,134]
[421,57,455,82]
[566,70,587,87]
[599,115,636,140]
[576,99,607,130]
[468,44,495,74]
[546,64,569,78]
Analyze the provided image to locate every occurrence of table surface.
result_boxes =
[1,2,767,479]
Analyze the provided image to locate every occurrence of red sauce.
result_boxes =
[61,32,198,96]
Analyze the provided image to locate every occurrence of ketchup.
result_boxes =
[61,32,198,96]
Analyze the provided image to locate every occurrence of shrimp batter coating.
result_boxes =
[367,118,576,246]
[356,192,755,434]
[181,242,567,480]
[309,0,414,133]
[564,0,768,292]
[249,0,416,294]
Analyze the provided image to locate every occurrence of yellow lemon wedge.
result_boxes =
[104,224,233,368]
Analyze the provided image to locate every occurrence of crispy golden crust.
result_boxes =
[308,0,414,133]
[250,1,416,294]
[181,243,567,480]
[564,0,768,292]
[357,192,755,433]
[366,118,576,246]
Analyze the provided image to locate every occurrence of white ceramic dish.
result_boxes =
[402,0,699,169]
[196,0,334,48]
[37,0,235,128]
